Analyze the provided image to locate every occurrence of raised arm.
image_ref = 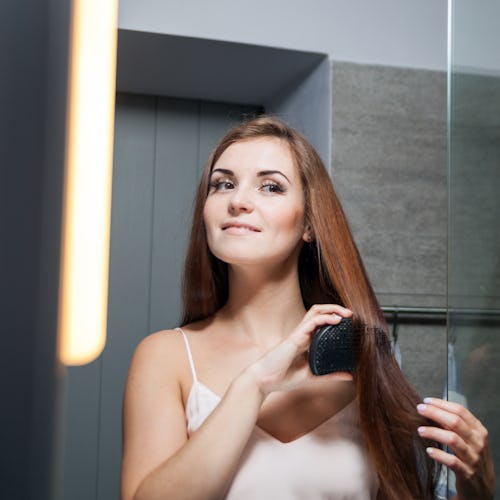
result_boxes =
[121,305,352,500]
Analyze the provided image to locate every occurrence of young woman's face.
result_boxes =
[203,137,308,268]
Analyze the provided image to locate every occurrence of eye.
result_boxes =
[261,181,285,194]
[209,178,235,192]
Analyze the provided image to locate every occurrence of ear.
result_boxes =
[302,226,314,243]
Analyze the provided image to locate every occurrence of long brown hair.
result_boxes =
[182,116,440,499]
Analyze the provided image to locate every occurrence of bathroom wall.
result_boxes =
[448,67,500,488]
[331,61,448,397]
[118,0,448,71]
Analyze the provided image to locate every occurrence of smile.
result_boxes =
[221,222,261,233]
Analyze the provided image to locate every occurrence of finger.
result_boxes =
[306,312,346,328]
[288,313,343,351]
[417,400,491,457]
[417,425,472,462]
[321,371,354,382]
[425,446,474,478]
[422,397,482,429]
[303,306,354,333]
[417,402,473,440]
[299,312,348,342]
[306,304,353,319]
[288,306,353,354]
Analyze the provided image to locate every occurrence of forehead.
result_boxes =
[213,137,297,177]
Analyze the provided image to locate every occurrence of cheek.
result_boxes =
[271,203,305,235]
[202,202,209,225]
[202,197,227,252]
[202,201,215,241]
[203,198,216,227]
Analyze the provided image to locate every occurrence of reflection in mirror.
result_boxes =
[60,5,470,500]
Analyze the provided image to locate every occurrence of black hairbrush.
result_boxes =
[309,318,357,375]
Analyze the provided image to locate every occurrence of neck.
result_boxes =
[218,259,306,349]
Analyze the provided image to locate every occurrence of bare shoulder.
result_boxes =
[126,321,214,396]
[127,328,186,387]
[122,329,191,500]
[132,328,183,361]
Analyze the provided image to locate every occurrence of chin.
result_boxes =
[212,251,264,267]
[208,237,303,269]
[212,248,300,269]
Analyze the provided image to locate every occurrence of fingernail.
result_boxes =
[417,403,427,413]
[423,397,434,404]
[417,426,425,435]
[426,447,435,456]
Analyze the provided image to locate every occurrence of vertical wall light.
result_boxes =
[58,0,118,366]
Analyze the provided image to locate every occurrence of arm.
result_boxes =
[121,332,263,500]
[416,398,495,500]
[121,305,352,500]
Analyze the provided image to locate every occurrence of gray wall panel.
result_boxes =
[267,58,331,169]
[96,94,157,500]
[149,98,200,332]
[331,62,447,309]
[397,323,447,398]
[198,101,251,168]
[330,62,448,398]
[62,363,101,500]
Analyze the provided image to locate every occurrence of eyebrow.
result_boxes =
[211,168,291,183]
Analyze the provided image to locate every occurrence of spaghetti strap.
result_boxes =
[176,327,198,384]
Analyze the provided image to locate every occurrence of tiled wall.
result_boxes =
[330,62,447,397]
[449,70,500,486]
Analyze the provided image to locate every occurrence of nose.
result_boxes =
[228,186,254,215]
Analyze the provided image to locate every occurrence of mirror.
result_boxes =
[61,5,449,499]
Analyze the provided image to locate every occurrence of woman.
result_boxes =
[121,116,495,499]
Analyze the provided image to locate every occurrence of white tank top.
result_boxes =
[178,328,379,499]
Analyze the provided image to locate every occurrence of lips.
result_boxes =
[221,221,261,232]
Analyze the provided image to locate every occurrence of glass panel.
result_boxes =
[448,0,500,492]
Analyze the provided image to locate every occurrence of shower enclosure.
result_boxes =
[448,0,500,493]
